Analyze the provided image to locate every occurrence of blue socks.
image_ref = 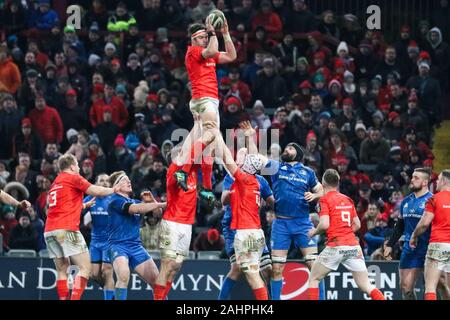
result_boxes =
[115,288,127,300]
[270,279,283,300]
[319,280,326,300]
[218,277,236,300]
[104,289,115,300]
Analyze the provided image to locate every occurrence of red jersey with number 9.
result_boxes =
[44,172,92,232]
[318,190,359,247]
[230,169,261,230]
[185,46,220,100]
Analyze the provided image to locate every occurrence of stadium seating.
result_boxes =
[197,251,222,260]
[5,250,37,258]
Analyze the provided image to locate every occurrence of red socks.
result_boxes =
[201,156,213,190]
[253,287,269,300]
[424,292,437,300]
[70,276,88,300]
[308,287,319,300]
[154,284,166,300]
[56,279,69,300]
[182,141,206,173]
[163,281,172,299]
[370,288,385,300]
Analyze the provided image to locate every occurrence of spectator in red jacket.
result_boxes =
[0,43,22,94]
[89,82,129,129]
[28,93,64,144]
[251,0,283,33]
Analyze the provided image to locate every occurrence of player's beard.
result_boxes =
[281,152,295,162]
[409,184,422,193]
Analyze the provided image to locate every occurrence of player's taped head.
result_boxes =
[241,154,263,175]
[189,23,207,39]
[282,142,304,162]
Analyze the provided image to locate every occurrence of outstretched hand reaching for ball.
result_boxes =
[220,17,229,35]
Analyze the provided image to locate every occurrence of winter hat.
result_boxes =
[66,128,78,141]
[146,94,158,103]
[355,122,367,133]
[253,100,264,109]
[388,111,400,122]
[207,228,220,242]
[418,61,430,70]
[407,40,419,53]
[328,79,342,90]
[297,57,309,66]
[343,98,353,106]
[286,142,304,162]
[306,130,317,143]
[359,40,372,50]
[337,41,349,54]
[114,134,126,147]
[115,84,127,95]
[82,159,94,169]
[344,70,354,79]
[313,73,325,83]
[88,54,102,67]
[21,118,32,128]
[225,96,242,109]
[104,42,116,52]
[314,51,326,61]
[299,80,313,89]
[372,110,384,121]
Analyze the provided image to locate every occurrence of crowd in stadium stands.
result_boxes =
[1,0,450,260]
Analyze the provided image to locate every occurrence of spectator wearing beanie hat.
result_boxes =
[399,126,434,162]
[325,78,342,108]
[221,96,249,131]
[382,111,403,144]
[89,81,129,129]
[304,130,322,168]
[109,133,134,174]
[8,211,38,251]
[94,105,120,157]
[193,228,225,252]
[81,158,95,183]
[400,95,430,143]
[12,117,43,160]
[251,100,271,130]
[336,97,356,134]
[406,58,441,127]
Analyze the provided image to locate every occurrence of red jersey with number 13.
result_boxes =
[185,46,220,100]
[45,172,92,232]
[230,169,261,230]
[318,190,359,247]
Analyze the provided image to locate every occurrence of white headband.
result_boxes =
[113,174,126,187]
[191,29,207,39]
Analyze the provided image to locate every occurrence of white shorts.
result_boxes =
[189,97,220,125]
[317,245,367,272]
[234,229,265,274]
[158,219,192,261]
[44,230,88,259]
[426,242,450,272]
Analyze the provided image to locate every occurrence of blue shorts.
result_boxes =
[399,247,426,269]
[271,217,317,251]
[223,225,269,258]
[109,242,151,270]
[90,240,110,264]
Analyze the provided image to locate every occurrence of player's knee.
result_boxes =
[271,256,286,279]
[101,264,113,276]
